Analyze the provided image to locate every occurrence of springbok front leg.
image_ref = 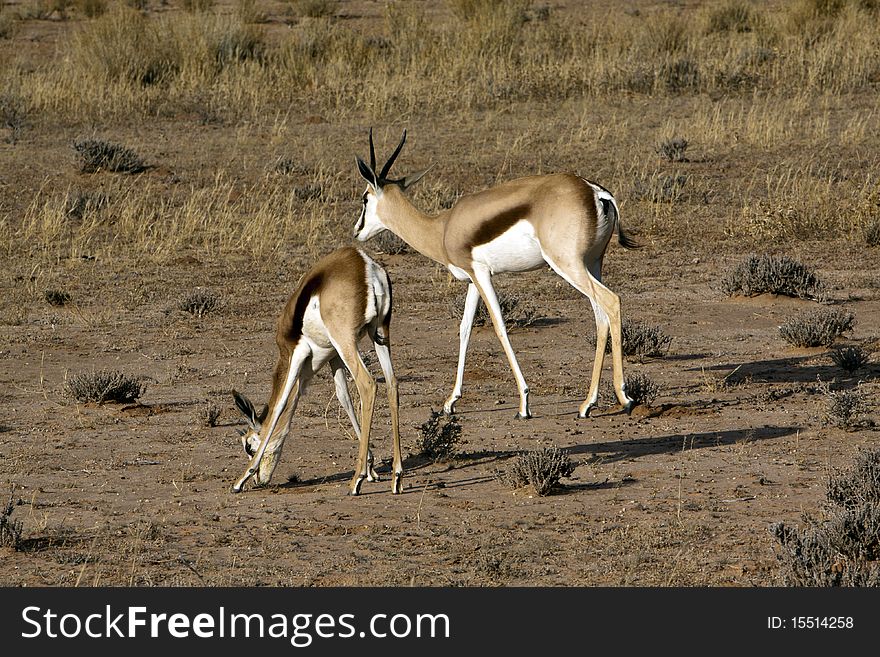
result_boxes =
[329,356,379,482]
[471,267,532,419]
[443,282,480,415]
[233,344,311,492]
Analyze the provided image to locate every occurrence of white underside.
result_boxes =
[469,220,545,275]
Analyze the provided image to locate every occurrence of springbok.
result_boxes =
[230,246,402,496]
[353,129,638,419]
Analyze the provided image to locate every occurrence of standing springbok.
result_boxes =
[230,246,402,496]
[353,129,638,419]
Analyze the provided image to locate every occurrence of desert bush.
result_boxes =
[0,487,23,551]
[778,307,855,347]
[75,0,106,18]
[448,290,538,328]
[291,0,336,18]
[655,137,689,162]
[65,369,145,404]
[624,372,660,405]
[630,173,690,204]
[611,319,672,358]
[498,446,575,496]
[822,384,870,429]
[182,0,215,11]
[65,190,109,220]
[771,448,880,586]
[199,400,222,427]
[830,345,870,373]
[865,221,880,247]
[0,93,26,144]
[416,410,462,461]
[44,289,71,307]
[662,57,700,92]
[705,0,757,33]
[74,138,146,174]
[721,254,824,300]
[178,288,220,317]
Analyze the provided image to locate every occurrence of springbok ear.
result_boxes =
[232,390,260,431]
[401,166,432,190]
[356,157,378,189]
[257,404,269,423]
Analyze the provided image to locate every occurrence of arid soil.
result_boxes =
[1,0,879,587]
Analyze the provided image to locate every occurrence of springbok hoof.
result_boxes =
[578,404,594,419]
[623,401,635,416]
[392,475,403,495]
[514,411,532,420]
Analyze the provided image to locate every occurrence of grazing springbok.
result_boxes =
[231,246,402,496]
[353,129,638,419]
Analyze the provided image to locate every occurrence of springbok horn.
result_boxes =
[379,129,407,181]
[369,127,377,174]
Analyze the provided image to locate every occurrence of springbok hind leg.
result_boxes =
[330,357,379,482]
[333,341,377,496]
[372,326,403,494]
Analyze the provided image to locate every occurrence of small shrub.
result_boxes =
[66,369,145,404]
[272,157,309,176]
[779,308,855,348]
[0,486,23,551]
[705,0,756,33]
[292,0,336,18]
[292,183,324,201]
[823,385,870,429]
[448,290,538,328]
[831,346,870,373]
[0,93,26,144]
[44,289,71,307]
[609,319,672,358]
[771,448,880,586]
[416,410,462,461]
[721,254,824,300]
[370,231,411,255]
[75,0,107,18]
[662,57,700,92]
[182,0,215,11]
[656,137,689,162]
[498,447,575,496]
[178,289,220,318]
[199,400,221,427]
[65,190,108,220]
[624,372,660,405]
[630,173,689,203]
[73,138,146,174]
[865,221,880,247]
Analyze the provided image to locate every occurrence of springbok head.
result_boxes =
[232,390,267,459]
[353,128,430,241]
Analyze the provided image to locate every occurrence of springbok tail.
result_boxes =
[601,195,640,250]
